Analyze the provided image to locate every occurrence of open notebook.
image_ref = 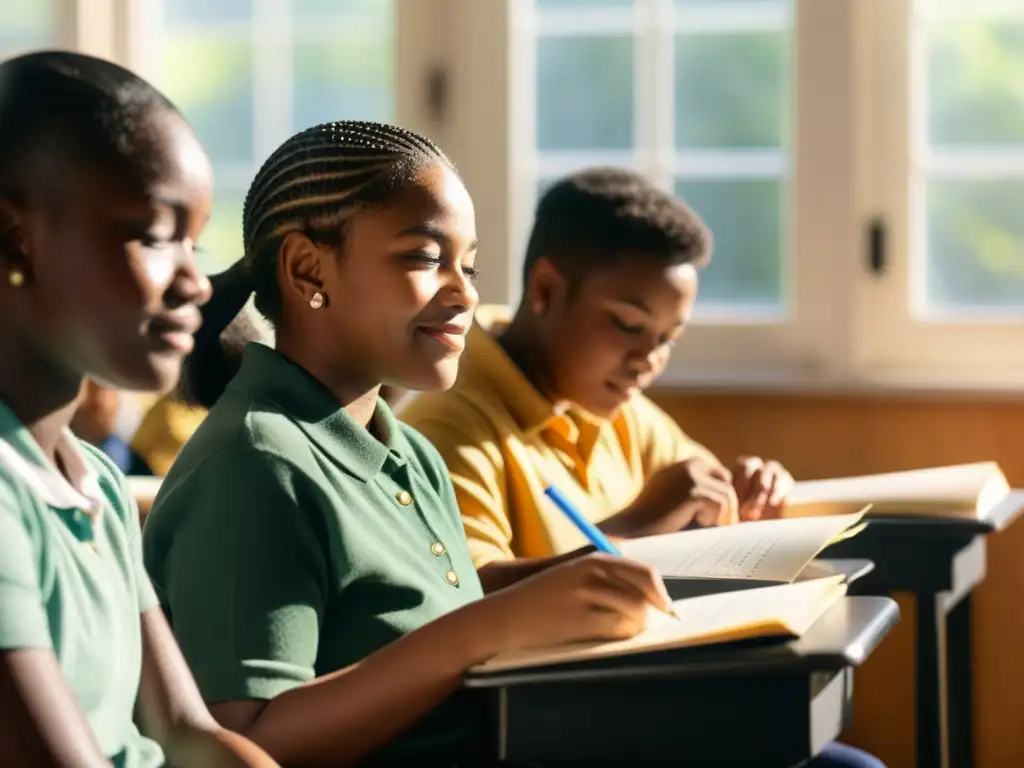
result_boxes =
[619,509,867,586]
[781,462,1024,522]
[472,574,848,674]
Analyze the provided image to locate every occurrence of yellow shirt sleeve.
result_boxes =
[405,406,515,568]
[130,397,207,478]
[628,394,722,479]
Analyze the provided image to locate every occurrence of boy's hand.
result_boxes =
[608,456,739,537]
[732,456,793,521]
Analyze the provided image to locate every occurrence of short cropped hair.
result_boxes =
[523,167,712,284]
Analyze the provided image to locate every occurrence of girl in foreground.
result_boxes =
[0,52,276,767]
[142,121,672,764]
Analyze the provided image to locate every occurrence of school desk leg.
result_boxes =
[945,593,974,768]
[916,593,946,768]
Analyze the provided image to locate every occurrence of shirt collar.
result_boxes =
[227,343,408,481]
[0,400,104,513]
[463,306,615,443]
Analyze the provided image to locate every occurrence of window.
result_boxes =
[451,0,1024,386]
[861,0,1024,380]
[132,0,397,273]
[531,0,792,319]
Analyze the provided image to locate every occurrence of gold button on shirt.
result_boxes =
[396,490,413,506]
[431,541,446,556]
[444,570,459,586]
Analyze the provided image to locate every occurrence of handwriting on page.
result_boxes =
[620,512,865,583]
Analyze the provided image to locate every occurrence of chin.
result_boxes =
[398,359,461,393]
[94,351,183,395]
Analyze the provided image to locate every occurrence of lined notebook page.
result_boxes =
[619,511,866,583]
[473,575,848,673]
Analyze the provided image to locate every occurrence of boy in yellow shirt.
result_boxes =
[401,167,795,591]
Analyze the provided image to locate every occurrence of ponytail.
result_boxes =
[179,259,260,409]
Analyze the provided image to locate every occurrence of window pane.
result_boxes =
[921,15,1024,313]
[675,179,784,308]
[162,38,254,162]
[198,190,246,275]
[163,0,251,28]
[536,35,634,150]
[675,32,789,149]
[0,0,57,58]
[927,22,1024,146]
[925,178,1024,310]
[292,3,395,128]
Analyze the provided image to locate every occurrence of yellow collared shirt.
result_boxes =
[400,305,717,567]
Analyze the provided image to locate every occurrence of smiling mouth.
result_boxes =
[148,315,200,354]
[417,326,467,353]
[605,380,641,398]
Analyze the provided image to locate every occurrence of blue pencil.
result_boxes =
[543,485,680,620]
[544,485,622,556]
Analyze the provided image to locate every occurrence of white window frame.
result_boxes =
[447,0,863,387]
[853,0,1024,388]
[445,0,1024,390]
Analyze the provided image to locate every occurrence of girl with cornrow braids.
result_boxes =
[142,121,673,765]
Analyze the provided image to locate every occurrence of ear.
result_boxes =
[0,195,33,285]
[526,257,569,319]
[279,232,327,306]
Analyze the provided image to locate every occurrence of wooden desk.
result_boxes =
[465,596,899,767]
[823,502,1024,768]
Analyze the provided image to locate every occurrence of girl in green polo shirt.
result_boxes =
[0,51,276,768]
[142,121,674,765]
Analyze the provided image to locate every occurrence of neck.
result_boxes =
[0,337,84,461]
[497,310,558,402]
[275,330,381,428]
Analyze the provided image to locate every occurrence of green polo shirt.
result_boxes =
[142,343,485,762]
[0,401,163,768]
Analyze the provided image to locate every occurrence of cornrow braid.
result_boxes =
[182,120,455,409]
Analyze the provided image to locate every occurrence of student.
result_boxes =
[141,121,674,765]
[72,380,154,476]
[400,167,884,768]
[0,51,276,767]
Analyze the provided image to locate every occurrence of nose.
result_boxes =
[170,242,213,307]
[442,264,478,315]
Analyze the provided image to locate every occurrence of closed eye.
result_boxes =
[609,314,643,335]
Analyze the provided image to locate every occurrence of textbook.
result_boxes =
[472,574,847,673]
[618,509,867,586]
[780,462,1024,522]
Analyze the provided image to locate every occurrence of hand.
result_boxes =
[610,456,739,537]
[732,456,794,521]
[483,554,674,655]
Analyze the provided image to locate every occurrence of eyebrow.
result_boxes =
[397,223,478,252]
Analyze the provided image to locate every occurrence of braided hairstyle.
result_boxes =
[181,120,456,408]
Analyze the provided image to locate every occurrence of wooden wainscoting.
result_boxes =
[648,390,1024,768]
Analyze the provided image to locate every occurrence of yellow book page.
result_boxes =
[783,462,1007,520]
[619,510,867,583]
[473,576,848,674]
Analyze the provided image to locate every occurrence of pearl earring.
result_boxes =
[8,269,24,287]
[309,291,325,310]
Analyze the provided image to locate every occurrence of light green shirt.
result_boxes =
[0,400,163,768]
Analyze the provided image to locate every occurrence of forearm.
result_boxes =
[476,549,588,593]
[243,602,499,766]
[163,725,275,768]
[599,504,688,539]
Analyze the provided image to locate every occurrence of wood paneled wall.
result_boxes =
[648,390,1024,768]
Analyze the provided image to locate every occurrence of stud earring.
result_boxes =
[8,269,24,287]
[309,291,325,310]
